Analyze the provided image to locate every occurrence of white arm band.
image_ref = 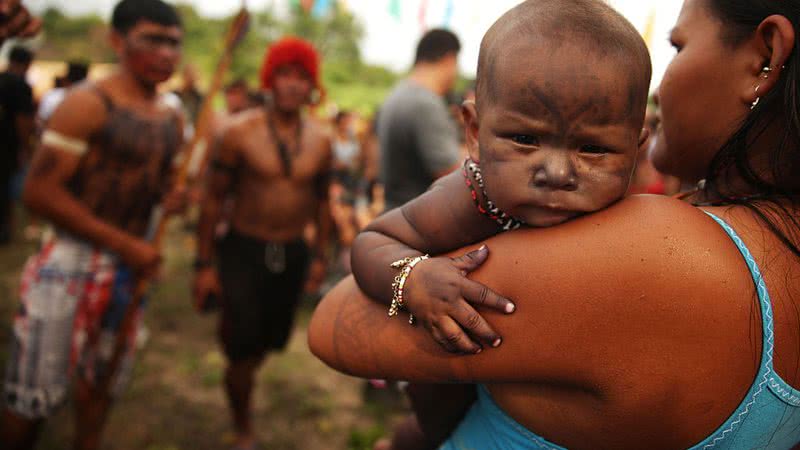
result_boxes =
[41,130,89,156]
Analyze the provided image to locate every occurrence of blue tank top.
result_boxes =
[441,212,800,449]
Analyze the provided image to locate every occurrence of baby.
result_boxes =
[352,0,652,447]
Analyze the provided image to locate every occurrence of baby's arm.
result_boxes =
[351,170,515,354]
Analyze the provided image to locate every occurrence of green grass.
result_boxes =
[0,216,408,450]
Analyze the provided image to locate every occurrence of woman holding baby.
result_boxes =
[310,0,800,448]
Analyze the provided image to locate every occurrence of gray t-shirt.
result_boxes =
[377,80,460,210]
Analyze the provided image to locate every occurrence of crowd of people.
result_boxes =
[1,0,799,449]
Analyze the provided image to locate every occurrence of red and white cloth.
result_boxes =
[3,234,141,419]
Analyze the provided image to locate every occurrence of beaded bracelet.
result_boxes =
[389,254,429,324]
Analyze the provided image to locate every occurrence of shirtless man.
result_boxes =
[0,1,184,449]
[193,36,331,450]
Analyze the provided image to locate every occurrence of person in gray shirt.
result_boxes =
[378,28,462,210]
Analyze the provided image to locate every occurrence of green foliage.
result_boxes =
[36,2,398,113]
[347,424,387,450]
[37,8,113,62]
[285,2,364,66]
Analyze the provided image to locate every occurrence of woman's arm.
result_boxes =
[310,196,754,384]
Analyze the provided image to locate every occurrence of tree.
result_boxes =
[37,8,113,62]
[33,2,398,114]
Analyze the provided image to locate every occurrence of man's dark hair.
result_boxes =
[225,78,249,93]
[335,110,351,125]
[66,62,89,83]
[414,28,461,65]
[111,0,182,34]
[9,46,33,65]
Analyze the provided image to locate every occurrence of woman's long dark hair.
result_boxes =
[705,0,800,258]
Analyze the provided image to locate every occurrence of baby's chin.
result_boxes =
[517,209,583,228]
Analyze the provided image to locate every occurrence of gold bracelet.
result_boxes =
[389,254,429,324]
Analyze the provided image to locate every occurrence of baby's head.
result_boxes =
[464,0,652,227]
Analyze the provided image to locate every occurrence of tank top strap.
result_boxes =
[86,84,115,112]
[703,211,775,371]
[686,212,800,449]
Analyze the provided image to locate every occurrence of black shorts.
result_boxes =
[217,230,310,362]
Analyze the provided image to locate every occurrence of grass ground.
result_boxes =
[0,217,408,450]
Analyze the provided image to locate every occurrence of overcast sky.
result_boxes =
[24,0,683,90]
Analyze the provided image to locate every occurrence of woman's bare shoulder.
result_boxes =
[481,194,730,263]
[475,194,751,320]
[477,194,728,269]
[467,194,757,381]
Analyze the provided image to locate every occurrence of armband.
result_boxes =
[41,130,89,156]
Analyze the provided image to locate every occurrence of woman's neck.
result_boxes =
[702,117,798,204]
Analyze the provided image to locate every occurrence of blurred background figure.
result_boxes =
[332,110,360,183]
[174,63,204,129]
[223,77,252,115]
[37,61,89,126]
[355,114,382,225]
[0,45,34,244]
[328,109,361,272]
[627,104,681,196]
[378,28,462,211]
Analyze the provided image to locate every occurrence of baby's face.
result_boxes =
[467,42,644,227]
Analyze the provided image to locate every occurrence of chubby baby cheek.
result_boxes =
[590,169,631,205]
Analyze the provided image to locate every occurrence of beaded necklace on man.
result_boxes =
[265,107,304,177]
[262,109,305,273]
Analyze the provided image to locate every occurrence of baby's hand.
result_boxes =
[403,245,515,354]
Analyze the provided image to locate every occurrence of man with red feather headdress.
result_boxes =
[193,37,332,450]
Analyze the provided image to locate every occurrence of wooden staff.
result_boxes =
[97,6,251,393]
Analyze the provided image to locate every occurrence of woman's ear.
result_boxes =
[462,100,480,162]
[745,14,795,105]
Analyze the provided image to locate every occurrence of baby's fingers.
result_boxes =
[451,301,503,348]
[451,245,489,273]
[461,278,516,314]
[431,317,482,354]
